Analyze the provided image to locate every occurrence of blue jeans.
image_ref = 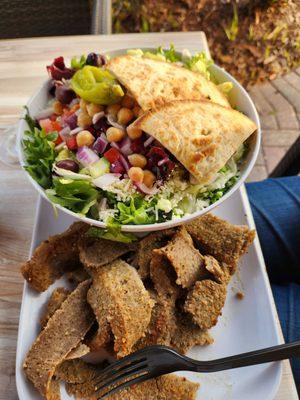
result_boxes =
[246,177,300,392]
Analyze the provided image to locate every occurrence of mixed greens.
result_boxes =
[22,45,244,231]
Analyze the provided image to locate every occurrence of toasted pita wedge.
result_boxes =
[131,100,257,184]
[107,55,230,110]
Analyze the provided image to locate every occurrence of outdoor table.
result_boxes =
[0,31,298,399]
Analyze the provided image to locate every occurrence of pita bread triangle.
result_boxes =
[130,100,257,184]
[107,55,230,110]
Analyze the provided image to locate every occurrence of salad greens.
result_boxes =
[142,44,213,80]
[87,221,138,243]
[71,55,87,70]
[116,196,156,225]
[46,178,98,215]
[22,112,58,189]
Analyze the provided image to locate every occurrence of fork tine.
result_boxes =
[92,355,147,386]
[94,359,149,391]
[92,345,158,385]
[95,370,154,399]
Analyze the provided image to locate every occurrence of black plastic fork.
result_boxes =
[90,341,300,399]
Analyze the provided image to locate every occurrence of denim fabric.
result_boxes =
[246,176,300,391]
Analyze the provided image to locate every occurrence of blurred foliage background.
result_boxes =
[112,0,300,87]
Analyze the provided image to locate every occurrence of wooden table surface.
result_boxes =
[0,32,298,400]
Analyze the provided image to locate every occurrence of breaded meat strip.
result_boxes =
[184,280,227,330]
[21,222,88,292]
[150,252,182,300]
[134,292,176,350]
[23,280,94,399]
[67,372,199,400]
[157,375,199,400]
[65,343,90,360]
[40,287,71,329]
[170,313,213,354]
[186,214,255,273]
[132,229,175,279]
[203,255,231,284]
[154,227,207,289]
[55,358,105,384]
[87,260,154,358]
[79,236,137,271]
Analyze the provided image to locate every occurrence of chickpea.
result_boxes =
[132,105,142,118]
[76,130,95,147]
[126,125,143,140]
[106,104,122,117]
[143,170,156,188]
[121,94,135,109]
[86,103,104,117]
[77,111,92,128]
[106,127,125,143]
[128,153,147,168]
[53,100,63,115]
[80,98,88,112]
[128,167,144,183]
[117,107,134,125]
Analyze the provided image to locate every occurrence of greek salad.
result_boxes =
[22,45,245,231]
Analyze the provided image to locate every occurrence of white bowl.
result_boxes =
[17,48,261,233]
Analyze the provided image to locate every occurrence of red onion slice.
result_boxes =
[119,154,130,172]
[92,111,105,125]
[134,182,159,195]
[59,126,71,142]
[76,146,99,167]
[144,136,154,147]
[62,112,78,129]
[106,114,124,130]
[110,141,120,151]
[119,136,132,156]
[157,157,169,167]
[70,127,82,135]
[93,134,108,154]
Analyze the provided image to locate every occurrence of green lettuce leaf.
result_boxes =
[183,52,213,79]
[46,178,98,215]
[71,55,87,70]
[115,196,156,225]
[155,44,181,63]
[23,106,38,131]
[87,219,138,243]
[22,115,57,189]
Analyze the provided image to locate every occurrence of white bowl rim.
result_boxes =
[17,48,261,233]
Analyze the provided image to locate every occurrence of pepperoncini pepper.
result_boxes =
[71,66,124,105]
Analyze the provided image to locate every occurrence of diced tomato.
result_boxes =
[66,136,78,151]
[39,118,62,145]
[55,135,63,145]
[51,120,62,132]
[104,147,121,163]
[39,118,53,133]
[39,118,61,133]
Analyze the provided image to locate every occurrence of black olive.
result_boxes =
[56,159,79,173]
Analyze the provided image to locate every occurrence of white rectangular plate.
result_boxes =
[16,186,282,400]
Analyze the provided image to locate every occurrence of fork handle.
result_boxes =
[191,341,300,373]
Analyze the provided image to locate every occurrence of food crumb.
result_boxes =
[236,292,244,300]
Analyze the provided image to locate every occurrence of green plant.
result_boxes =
[224,3,239,41]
